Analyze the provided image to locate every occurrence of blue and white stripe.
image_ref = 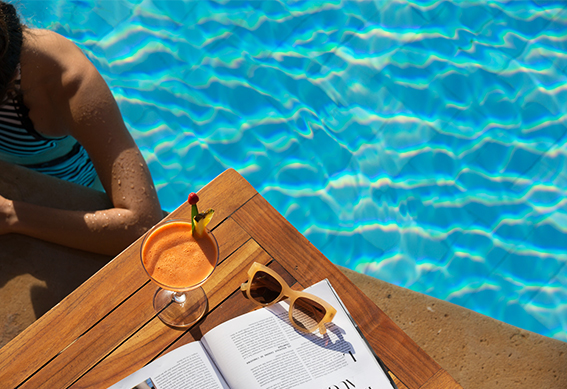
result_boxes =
[0,75,98,187]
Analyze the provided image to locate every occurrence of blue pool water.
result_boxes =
[18,0,567,341]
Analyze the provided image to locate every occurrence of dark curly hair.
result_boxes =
[0,1,23,101]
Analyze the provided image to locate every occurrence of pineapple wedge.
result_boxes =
[193,209,214,237]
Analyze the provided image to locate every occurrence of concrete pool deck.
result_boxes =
[1,236,565,388]
[340,268,567,389]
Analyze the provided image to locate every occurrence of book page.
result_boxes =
[202,279,394,389]
[107,341,230,389]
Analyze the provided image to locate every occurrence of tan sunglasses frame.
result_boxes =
[240,262,337,334]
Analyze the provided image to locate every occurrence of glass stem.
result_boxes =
[172,292,186,304]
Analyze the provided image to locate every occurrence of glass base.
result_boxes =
[153,286,208,328]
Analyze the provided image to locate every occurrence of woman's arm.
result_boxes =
[0,159,112,210]
[0,31,164,256]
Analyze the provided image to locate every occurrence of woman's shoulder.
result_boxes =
[24,29,80,52]
[22,29,93,77]
[20,29,99,137]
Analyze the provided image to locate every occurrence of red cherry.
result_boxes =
[188,192,199,205]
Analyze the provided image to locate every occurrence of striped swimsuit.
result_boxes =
[0,66,97,187]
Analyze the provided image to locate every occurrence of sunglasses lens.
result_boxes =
[291,297,326,332]
[249,271,282,304]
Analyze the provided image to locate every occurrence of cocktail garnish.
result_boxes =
[187,192,214,236]
[188,193,199,205]
[188,192,200,232]
[194,209,214,237]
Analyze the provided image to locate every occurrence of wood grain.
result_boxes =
[391,372,410,389]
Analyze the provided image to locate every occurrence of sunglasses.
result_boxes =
[240,262,337,334]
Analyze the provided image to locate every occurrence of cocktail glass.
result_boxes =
[140,219,219,328]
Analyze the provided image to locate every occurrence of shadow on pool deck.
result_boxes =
[0,234,110,347]
[1,233,565,389]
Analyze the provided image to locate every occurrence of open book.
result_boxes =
[109,279,397,389]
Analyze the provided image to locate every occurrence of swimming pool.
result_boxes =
[18,0,567,341]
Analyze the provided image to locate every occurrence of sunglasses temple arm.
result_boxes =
[240,281,250,300]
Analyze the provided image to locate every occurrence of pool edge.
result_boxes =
[339,266,567,389]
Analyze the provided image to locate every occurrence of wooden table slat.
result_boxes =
[391,372,410,389]
[22,281,156,389]
[71,315,174,389]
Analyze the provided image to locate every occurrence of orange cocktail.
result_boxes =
[142,220,218,290]
[140,217,219,327]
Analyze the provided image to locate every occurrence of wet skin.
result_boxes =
[0,29,163,256]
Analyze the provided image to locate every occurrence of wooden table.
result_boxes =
[0,169,462,389]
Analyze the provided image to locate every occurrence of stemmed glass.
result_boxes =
[140,219,219,327]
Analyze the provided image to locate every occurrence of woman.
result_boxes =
[0,2,163,256]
